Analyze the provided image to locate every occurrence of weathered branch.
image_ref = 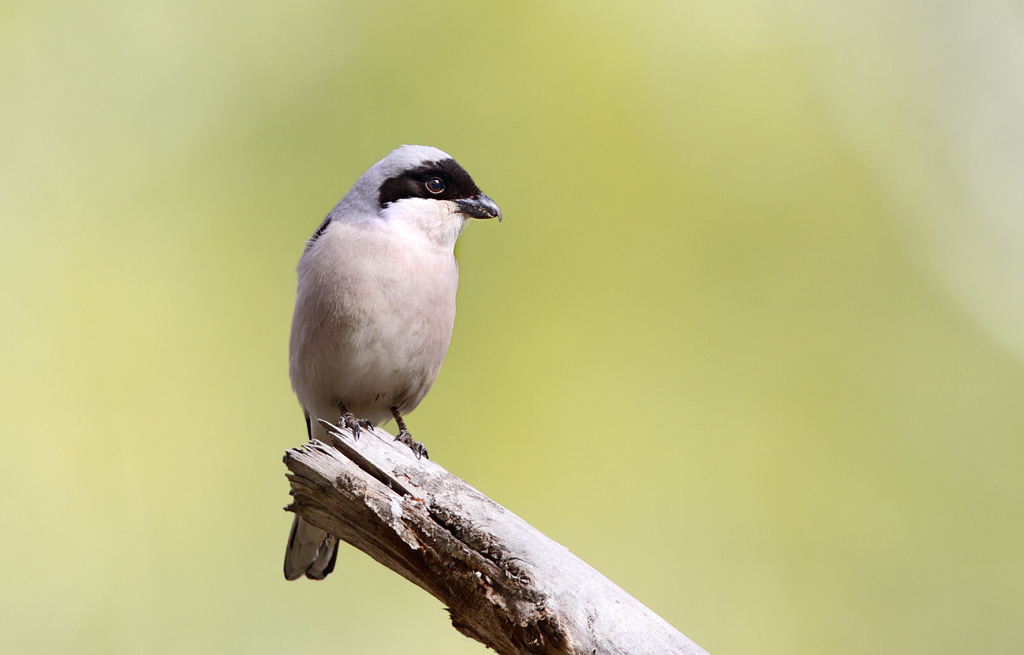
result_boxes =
[284,420,709,655]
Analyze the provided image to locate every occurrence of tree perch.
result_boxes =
[284,420,709,655]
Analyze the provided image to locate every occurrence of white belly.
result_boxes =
[289,217,459,435]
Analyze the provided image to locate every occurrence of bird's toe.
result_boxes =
[395,430,429,459]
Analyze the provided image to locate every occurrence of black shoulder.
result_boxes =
[305,217,331,251]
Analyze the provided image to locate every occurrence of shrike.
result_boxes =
[284,145,501,581]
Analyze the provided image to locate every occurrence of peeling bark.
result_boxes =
[284,420,708,655]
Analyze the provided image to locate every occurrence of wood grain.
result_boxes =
[284,420,709,655]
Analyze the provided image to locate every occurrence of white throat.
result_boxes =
[379,198,470,252]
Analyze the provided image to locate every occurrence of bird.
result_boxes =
[283,145,501,581]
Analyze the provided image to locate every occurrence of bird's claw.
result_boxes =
[337,412,373,439]
[395,430,429,459]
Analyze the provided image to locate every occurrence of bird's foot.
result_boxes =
[337,412,373,439]
[395,430,429,459]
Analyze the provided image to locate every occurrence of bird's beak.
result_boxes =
[455,194,502,221]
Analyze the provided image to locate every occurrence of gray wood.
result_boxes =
[284,420,709,655]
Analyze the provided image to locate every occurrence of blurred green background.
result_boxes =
[2,1,1023,653]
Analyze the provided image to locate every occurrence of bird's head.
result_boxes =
[330,145,500,250]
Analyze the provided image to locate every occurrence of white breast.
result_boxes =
[289,202,465,436]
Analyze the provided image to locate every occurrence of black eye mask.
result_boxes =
[378,158,482,209]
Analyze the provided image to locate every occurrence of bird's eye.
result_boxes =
[424,177,445,194]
